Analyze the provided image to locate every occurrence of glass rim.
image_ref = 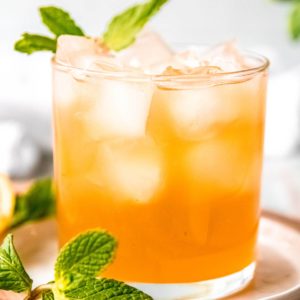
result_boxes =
[52,49,269,83]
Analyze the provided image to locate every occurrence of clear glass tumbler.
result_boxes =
[52,51,269,299]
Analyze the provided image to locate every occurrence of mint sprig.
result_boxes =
[15,0,169,54]
[11,178,55,229]
[15,6,84,54]
[103,0,169,51]
[0,231,152,299]
[2,181,151,298]
[0,234,32,294]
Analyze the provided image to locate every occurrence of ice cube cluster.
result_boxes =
[56,31,250,76]
[55,31,258,203]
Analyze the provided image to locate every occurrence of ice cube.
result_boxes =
[53,65,77,107]
[90,55,124,72]
[184,138,253,197]
[148,47,222,76]
[162,65,221,76]
[175,47,202,68]
[200,41,247,72]
[117,31,173,69]
[162,66,184,76]
[55,36,155,139]
[151,86,239,141]
[56,35,128,74]
[88,137,162,202]
[166,47,202,70]
[56,35,103,69]
[76,78,154,140]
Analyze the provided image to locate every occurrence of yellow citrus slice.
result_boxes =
[0,174,15,233]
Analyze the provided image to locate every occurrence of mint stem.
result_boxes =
[25,283,53,300]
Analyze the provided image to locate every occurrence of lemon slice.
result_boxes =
[0,174,15,232]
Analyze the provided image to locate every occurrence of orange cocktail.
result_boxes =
[53,35,268,298]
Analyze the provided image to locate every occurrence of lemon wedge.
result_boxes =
[0,174,15,233]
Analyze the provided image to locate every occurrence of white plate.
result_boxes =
[11,212,300,300]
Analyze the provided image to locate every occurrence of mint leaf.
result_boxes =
[42,289,54,300]
[40,6,84,37]
[55,230,116,287]
[103,0,169,51]
[0,234,32,293]
[14,33,56,54]
[11,178,55,229]
[61,277,152,300]
[289,3,300,39]
[0,232,151,299]
[15,6,84,54]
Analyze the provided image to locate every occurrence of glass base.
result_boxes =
[129,263,255,300]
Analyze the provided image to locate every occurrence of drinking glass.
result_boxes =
[52,51,269,299]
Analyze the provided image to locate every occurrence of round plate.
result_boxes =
[11,212,300,300]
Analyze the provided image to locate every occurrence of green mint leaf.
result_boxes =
[11,178,55,229]
[289,3,300,39]
[60,277,152,300]
[14,33,56,54]
[0,234,32,293]
[40,6,84,37]
[55,230,116,287]
[42,289,54,300]
[273,0,300,2]
[103,0,169,51]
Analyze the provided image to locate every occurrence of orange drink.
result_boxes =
[53,35,268,299]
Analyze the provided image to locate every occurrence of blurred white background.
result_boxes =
[0,0,300,216]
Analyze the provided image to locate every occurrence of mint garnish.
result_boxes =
[273,0,300,40]
[0,234,32,294]
[14,6,84,54]
[42,290,54,300]
[11,178,55,229]
[40,6,84,37]
[15,0,169,54]
[61,278,152,300]
[14,34,56,54]
[55,230,116,284]
[103,0,169,51]
[289,3,300,39]
[0,231,152,299]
